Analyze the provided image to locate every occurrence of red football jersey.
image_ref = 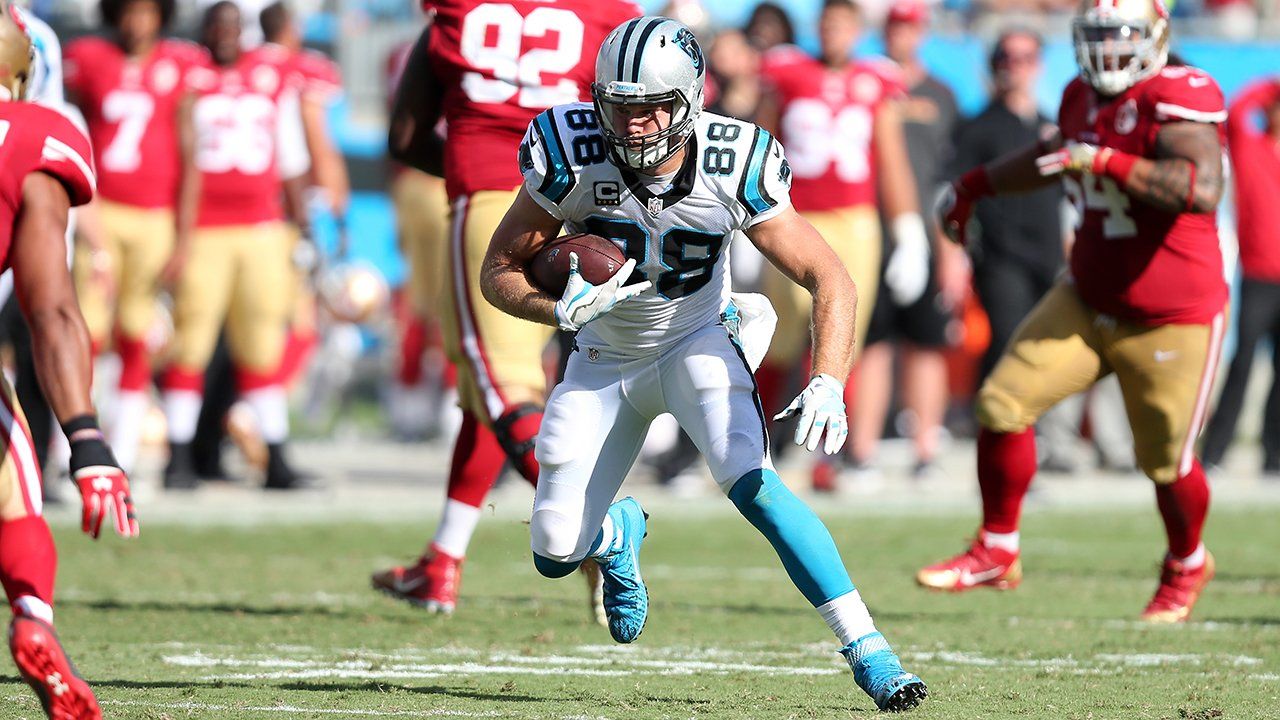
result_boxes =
[424,0,641,200]
[63,37,200,209]
[0,102,96,271]
[761,47,903,212]
[247,43,342,104]
[1225,80,1280,283]
[188,52,301,227]
[1059,66,1228,325]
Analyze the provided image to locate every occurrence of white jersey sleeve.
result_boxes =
[519,103,603,220]
[731,125,792,228]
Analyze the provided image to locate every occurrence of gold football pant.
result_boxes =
[0,375,41,521]
[394,170,450,321]
[978,281,1225,484]
[167,222,294,380]
[439,190,554,423]
[74,201,174,346]
[762,205,881,365]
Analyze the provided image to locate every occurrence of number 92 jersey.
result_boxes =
[520,103,792,354]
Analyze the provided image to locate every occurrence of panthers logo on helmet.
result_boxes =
[673,27,703,76]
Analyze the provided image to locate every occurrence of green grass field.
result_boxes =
[3,505,1278,719]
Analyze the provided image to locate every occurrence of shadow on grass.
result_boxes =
[274,680,542,703]
[57,597,373,620]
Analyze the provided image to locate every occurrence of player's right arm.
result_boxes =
[935,134,1061,246]
[11,155,138,539]
[166,91,200,287]
[480,186,566,326]
[387,14,445,176]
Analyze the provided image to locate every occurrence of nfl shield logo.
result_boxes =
[647,197,663,217]
[587,347,600,362]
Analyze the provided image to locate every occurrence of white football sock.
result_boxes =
[818,590,878,646]
[108,390,150,473]
[1176,542,1206,570]
[430,499,482,560]
[982,530,1020,554]
[13,595,53,624]
[243,385,289,444]
[589,513,619,558]
[164,390,203,443]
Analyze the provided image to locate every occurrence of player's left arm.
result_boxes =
[165,91,201,288]
[387,15,445,176]
[479,187,566,326]
[874,98,930,305]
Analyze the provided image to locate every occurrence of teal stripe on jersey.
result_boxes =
[741,129,775,216]
[535,112,574,204]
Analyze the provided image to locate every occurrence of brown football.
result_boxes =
[529,232,627,295]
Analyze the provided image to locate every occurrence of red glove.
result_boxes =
[935,167,993,246]
[63,415,139,540]
[74,465,139,540]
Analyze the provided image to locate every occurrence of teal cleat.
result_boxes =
[839,632,928,712]
[596,497,649,643]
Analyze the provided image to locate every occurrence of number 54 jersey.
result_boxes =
[521,103,792,354]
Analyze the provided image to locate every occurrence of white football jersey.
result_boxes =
[521,103,792,354]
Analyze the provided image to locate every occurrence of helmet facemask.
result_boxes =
[1073,13,1167,96]
[592,82,699,172]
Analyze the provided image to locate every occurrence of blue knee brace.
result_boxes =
[728,469,856,606]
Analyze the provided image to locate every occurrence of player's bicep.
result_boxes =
[487,186,564,270]
[746,205,845,293]
[1154,121,1224,211]
[12,172,74,314]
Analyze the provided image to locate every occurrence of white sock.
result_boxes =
[164,389,203,443]
[243,385,289,444]
[1176,542,1206,570]
[431,499,482,560]
[982,530,1020,554]
[818,590,878,646]
[109,390,150,472]
[589,513,619,558]
[13,595,53,624]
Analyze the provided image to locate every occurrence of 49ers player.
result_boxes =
[160,0,311,490]
[372,0,639,615]
[63,0,201,474]
[920,0,1225,623]
[754,0,929,489]
[0,6,139,718]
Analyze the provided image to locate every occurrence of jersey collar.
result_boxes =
[619,135,699,215]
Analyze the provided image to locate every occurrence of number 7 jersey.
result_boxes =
[424,0,640,200]
[521,103,792,354]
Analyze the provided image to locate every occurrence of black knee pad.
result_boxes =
[493,402,541,461]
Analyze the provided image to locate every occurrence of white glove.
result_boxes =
[1035,140,1102,177]
[883,213,930,306]
[553,253,651,332]
[773,374,848,455]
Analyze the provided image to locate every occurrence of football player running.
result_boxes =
[0,6,140,718]
[482,18,927,712]
[919,0,1225,623]
[372,0,639,617]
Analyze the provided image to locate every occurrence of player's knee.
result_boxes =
[1135,445,1179,484]
[532,552,581,578]
[493,403,542,463]
[976,382,1031,434]
[530,507,584,570]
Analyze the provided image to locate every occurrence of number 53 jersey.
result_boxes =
[521,103,792,355]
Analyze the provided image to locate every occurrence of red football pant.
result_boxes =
[978,427,1038,535]
[1155,460,1210,559]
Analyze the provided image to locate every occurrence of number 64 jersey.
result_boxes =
[520,103,792,354]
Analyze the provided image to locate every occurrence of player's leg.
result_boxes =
[919,282,1108,591]
[530,348,652,642]
[1201,280,1271,468]
[109,204,175,473]
[1106,312,1224,622]
[223,223,300,490]
[161,227,236,489]
[666,327,925,711]
[0,378,101,717]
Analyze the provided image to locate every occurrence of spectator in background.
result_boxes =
[706,28,762,122]
[952,28,1061,384]
[1200,79,1280,476]
[854,0,961,482]
[744,1,794,51]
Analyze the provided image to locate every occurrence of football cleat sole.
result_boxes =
[882,681,928,712]
[9,617,102,720]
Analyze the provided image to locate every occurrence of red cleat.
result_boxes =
[8,616,101,720]
[916,533,1022,591]
[812,460,838,493]
[1141,551,1215,624]
[371,551,462,614]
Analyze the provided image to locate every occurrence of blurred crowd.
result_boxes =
[8,0,1280,499]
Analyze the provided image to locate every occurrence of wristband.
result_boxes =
[61,414,101,441]
[1096,148,1138,185]
[956,167,994,199]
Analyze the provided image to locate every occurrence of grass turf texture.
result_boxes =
[2,507,1277,719]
